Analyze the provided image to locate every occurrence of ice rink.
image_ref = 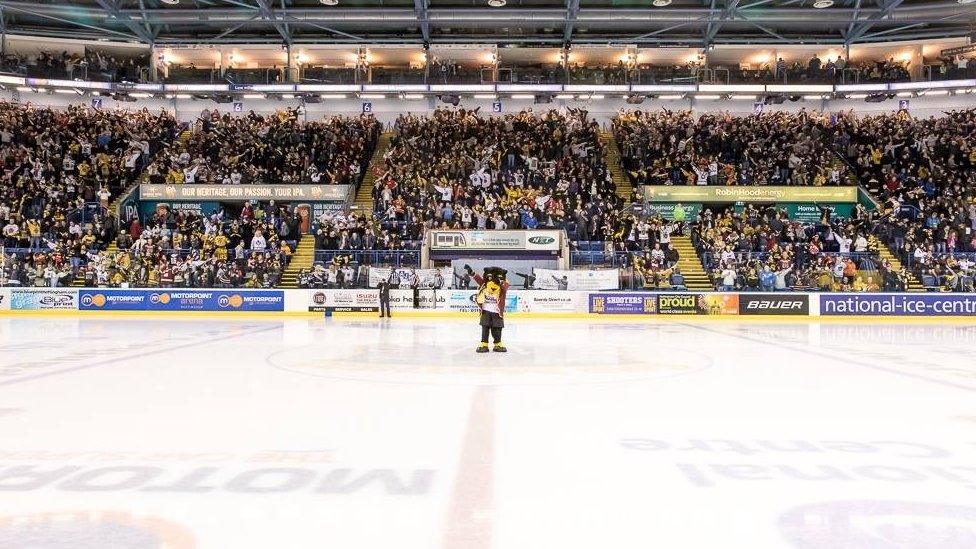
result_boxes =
[1,315,976,548]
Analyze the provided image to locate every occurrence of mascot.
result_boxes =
[466,265,510,353]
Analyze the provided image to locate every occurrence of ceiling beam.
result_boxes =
[845,0,904,44]
[0,2,142,41]
[94,0,154,43]
[253,0,290,44]
[413,0,430,44]
[563,0,580,44]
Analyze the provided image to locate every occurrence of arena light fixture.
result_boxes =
[652,0,672,6]
[402,94,425,100]
[846,93,868,99]
[958,0,976,5]
[923,90,949,96]
[657,94,685,100]
[555,94,575,99]
[695,94,721,100]
[242,94,264,99]
[510,94,535,99]
[729,94,757,100]
[587,94,605,99]
[161,0,180,4]
[803,95,826,100]
[320,0,339,4]
[473,94,498,99]
[813,0,834,7]
[488,0,507,6]
[360,93,386,99]
[319,94,347,99]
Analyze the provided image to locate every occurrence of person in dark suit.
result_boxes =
[377,274,392,318]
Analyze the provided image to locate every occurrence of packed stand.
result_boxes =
[690,204,905,292]
[143,109,380,187]
[834,108,976,291]
[0,102,180,286]
[369,108,625,242]
[613,110,851,187]
[84,201,299,288]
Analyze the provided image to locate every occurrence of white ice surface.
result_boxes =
[1,316,976,549]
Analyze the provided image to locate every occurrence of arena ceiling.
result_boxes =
[0,0,972,47]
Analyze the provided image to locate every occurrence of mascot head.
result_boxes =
[476,267,507,305]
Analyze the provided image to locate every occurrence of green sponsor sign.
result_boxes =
[643,185,857,204]
[785,203,853,222]
[642,203,702,221]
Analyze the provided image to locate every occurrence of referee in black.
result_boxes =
[377,274,392,318]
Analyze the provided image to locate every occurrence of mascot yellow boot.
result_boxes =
[466,265,510,353]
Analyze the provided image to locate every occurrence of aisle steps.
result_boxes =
[278,235,316,289]
[352,132,394,216]
[599,131,633,206]
[669,235,714,291]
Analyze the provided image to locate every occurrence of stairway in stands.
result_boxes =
[871,236,925,292]
[352,131,394,216]
[669,235,715,291]
[278,235,316,289]
[599,131,632,206]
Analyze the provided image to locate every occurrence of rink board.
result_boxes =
[2,288,976,319]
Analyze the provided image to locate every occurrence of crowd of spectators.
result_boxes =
[0,102,180,286]
[144,109,380,187]
[613,109,850,187]
[833,108,976,291]
[690,204,909,292]
[82,201,299,288]
[370,107,625,242]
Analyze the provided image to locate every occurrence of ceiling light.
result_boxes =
[813,0,834,7]
[360,94,385,99]
[402,94,424,100]
[320,0,339,4]
[958,0,976,4]
[657,94,684,100]
[160,0,180,4]
[652,0,672,6]
[242,94,264,99]
[319,94,347,99]
[510,94,535,99]
[696,94,721,100]
[488,0,506,6]
[555,94,575,99]
[473,94,498,99]
[803,95,826,101]
[847,93,868,99]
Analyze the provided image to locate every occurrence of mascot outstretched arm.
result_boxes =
[466,265,510,353]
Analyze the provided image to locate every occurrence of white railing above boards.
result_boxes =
[3,75,975,98]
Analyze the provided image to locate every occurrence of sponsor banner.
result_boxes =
[739,294,810,315]
[145,290,284,311]
[532,268,620,291]
[516,291,588,313]
[642,202,702,221]
[368,267,453,289]
[0,288,8,310]
[643,185,857,204]
[80,290,148,310]
[820,293,976,316]
[10,289,77,310]
[784,203,853,222]
[657,293,739,315]
[140,184,350,202]
[430,230,561,251]
[80,290,284,311]
[438,290,518,314]
[589,293,657,314]
[308,289,379,312]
